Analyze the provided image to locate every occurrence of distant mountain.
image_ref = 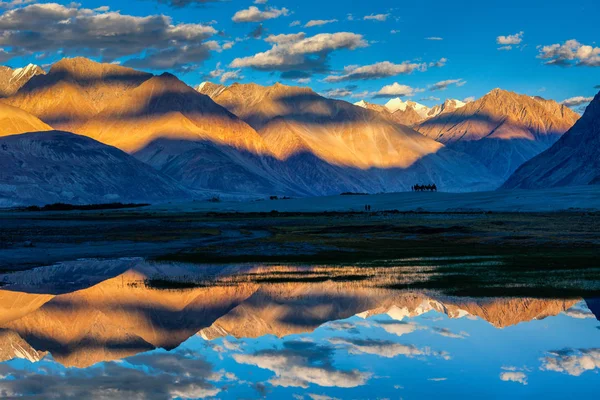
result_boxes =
[200,82,502,192]
[0,131,188,207]
[427,99,466,118]
[0,64,45,97]
[416,89,580,179]
[503,91,600,189]
[354,99,423,126]
[0,102,52,136]
[385,98,431,118]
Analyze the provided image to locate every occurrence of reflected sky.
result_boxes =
[0,258,599,399]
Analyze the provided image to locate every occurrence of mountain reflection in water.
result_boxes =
[0,258,598,399]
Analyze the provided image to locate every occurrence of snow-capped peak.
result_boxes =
[384,97,408,113]
[9,63,42,84]
[427,98,467,118]
[354,100,368,108]
[385,98,431,118]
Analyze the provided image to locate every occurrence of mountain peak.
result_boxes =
[49,57,150,81]
[0,63,45,97]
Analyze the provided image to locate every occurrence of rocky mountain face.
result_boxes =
[0,131,189,207]
[3,58,152,131]
[416,89,580,179]
[199,82,502,192]
[0,64,45,97]
[503,91,600,189]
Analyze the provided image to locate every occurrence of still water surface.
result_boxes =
[0,258,598,399]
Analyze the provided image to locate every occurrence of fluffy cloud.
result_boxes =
[0,351,222,399]
[330,337,428,358]
[230,32,367,78]
[497,31,524,45]
[560,96,594,107]
[538,39,600,67]
[373,83,424,98]
[496,31,524,51]
[324,60,429,83]
[232,6,289,23]
[233,341,370,388]
[376,321,421,336]
[0,3,217,70]
[420,96,441,102]
[220,69,244,83]
[429,79,466,91]
[431,327,469,339]
[0,0,35,9]
[500,371,528,385]
[364,13,389,21]
[323,88,353,98]
[541,348,600,376]
[305,19,338,28]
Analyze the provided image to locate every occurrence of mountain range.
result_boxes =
[0,57,595,205]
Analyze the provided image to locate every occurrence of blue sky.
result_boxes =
[0,0,599,108]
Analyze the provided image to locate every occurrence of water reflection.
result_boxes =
[0,258,598,398]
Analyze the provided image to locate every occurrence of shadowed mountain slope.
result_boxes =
[198,82,502,192]
[0,131,188,206]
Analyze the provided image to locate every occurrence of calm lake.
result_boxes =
[0,258,598,399]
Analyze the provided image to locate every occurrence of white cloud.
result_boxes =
[429,79,466,91]
[230,32,367,78]
[329,337,450,360]
[373,83,424,98]
[289,20,301,27]
[220,69,243,83]
[324,60,437,82]
[323,88,352,98]
[233,344,370,388]
[500,372,528,385]
[560,96,593,107]
[541,348,600,376]
[431,327,469,339]
[497,31,524,45]
[538,39,600,67]
[425,37,443,41]
[305,19,338,28]
[232,6,289,23]
[0,3,217,70]
[364,13,390,21]
[463,96,476,103]
[376,321,421,336]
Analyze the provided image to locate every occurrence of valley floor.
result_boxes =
[1,186,599,282]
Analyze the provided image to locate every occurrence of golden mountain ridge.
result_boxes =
[417,88,580,143]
